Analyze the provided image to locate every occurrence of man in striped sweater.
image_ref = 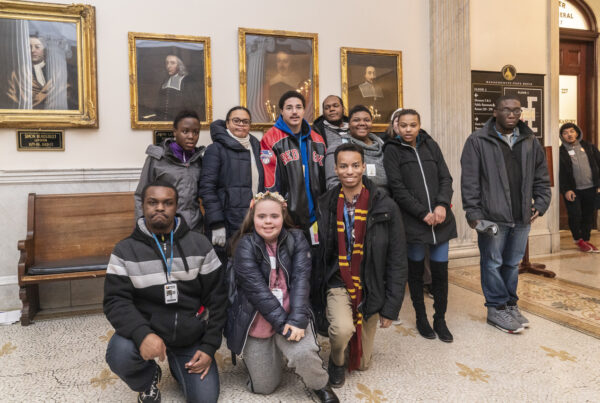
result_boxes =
[104,181,225,403]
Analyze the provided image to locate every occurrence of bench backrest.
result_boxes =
[31,192,135,263]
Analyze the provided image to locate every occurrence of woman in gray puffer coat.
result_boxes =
[347,105,388,194]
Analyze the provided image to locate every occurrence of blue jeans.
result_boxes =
[106,333,220,403]
[407,241,449,262]
[477,223,530,307]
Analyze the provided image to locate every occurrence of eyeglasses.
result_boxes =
[230,118,251,126]
[497,108,522,116]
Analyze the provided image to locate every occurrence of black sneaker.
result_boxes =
[314,384,340,403]
[327,358,345,388]
[138,365,161,403]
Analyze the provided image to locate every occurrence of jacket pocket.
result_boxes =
[150,311,206,348]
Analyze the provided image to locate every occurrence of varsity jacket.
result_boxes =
[260,116,326,229]
[103,216,226,357]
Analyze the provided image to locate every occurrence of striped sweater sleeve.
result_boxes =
[103,249,153,349]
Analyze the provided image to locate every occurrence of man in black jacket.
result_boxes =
[461,95,551,334]
[312,95,350,189]
[317,143,407,387]
[559,123,600,252]
[104,182,226,403]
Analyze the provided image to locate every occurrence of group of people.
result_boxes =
[103,90,560,403]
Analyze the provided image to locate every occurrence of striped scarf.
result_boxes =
[336,185,369,371]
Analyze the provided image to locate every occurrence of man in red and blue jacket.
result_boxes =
[260,91,326,235]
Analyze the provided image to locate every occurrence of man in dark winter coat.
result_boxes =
[559,122,600,252]
[135,110,205,230]
[317,143,407,387]
[461,95,551,334]
[312,95,350,189]
[105,182,226,403]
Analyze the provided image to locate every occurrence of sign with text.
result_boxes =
[17,130,64,151]
[471,70,545,143]
[153,130,174,146]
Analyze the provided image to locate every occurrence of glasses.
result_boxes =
[230,118,251,126]
[497,108,522,116]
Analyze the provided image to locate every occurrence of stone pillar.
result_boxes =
[429,0,476,259]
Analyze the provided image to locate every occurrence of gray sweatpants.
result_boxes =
[242,323,328,394]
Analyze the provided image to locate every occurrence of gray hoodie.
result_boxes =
[350,133,388,191]
[134,139,204,229]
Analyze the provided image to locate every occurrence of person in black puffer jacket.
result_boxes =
[198,106,264,261]
[225,192,338,403]
[384,108,457,343]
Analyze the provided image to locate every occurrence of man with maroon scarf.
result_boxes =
[316,143,407,387]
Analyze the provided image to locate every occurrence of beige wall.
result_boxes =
[0,0,431,170]
[0,0,431,312]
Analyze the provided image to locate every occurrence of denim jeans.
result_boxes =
[106,333,220,403]
[407,241,449,262]
[477,223,530,307]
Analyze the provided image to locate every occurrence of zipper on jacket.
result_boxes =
[173,311,178,344]
[238,311,258,359]
[402,143,437,244]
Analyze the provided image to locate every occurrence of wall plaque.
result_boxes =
[153,130,174,145]
[471,70,545,143]
[17,130,64,151]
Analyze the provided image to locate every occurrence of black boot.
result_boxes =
[408,259,435,339]
[314,384,340,403]
[430,260,453,342]
[327,357,345,388]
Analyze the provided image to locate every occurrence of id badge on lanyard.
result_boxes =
[152,226,178,304]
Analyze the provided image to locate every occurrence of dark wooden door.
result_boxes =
[559,39,595,229]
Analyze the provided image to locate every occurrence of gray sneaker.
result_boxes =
[487,306,524,334]
[507,304,529,328]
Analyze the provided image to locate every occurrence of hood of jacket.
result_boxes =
[274,115,312,137]
[146,138,204,163]
[209,119,257,151]
[559,123,583,143]
[313,114,349,129]
[477,117,534,144]
[384,128,432,150]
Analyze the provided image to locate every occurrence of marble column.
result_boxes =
[429,0,475,256]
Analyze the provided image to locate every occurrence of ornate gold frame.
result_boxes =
[341,47,403,132]
[0,0,98,128]
[128,32,212,130]
[238,27,319,131]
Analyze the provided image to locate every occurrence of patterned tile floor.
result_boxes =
[1,234,599,401]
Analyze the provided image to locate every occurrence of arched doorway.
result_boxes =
[559,0,598,229]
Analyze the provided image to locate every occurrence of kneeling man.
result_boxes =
[104,181,226,403]
[317,143,407,387]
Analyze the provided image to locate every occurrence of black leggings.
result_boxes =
[564,187,597,241]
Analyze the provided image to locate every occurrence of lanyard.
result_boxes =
[152,228,174,281]
[343,203,354,260]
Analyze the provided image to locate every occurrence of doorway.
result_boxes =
[558,0,598,230]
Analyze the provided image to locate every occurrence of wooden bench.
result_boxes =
[17,192,135,325]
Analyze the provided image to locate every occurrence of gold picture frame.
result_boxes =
[238,27,319,131]
[341,47,403,132]
[0,0,98,128]
[128,32,212,130]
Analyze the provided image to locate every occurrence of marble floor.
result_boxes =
[1,233,599,402]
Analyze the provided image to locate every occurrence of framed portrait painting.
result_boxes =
[238,27,319,130]
[0,0,98,128]
[341,47,403,131]
[129,32,212,130]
